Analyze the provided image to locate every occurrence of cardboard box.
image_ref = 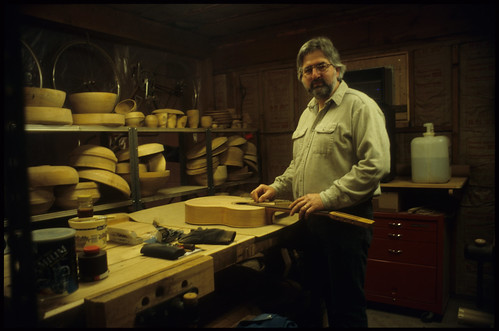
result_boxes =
[373,191,400,213]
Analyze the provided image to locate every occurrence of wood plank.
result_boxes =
[85,255,214,327]
[35,253,206,318]
[381,177,468,190]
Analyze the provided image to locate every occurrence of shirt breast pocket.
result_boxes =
[292,128,307,158]
[313,123,338,154]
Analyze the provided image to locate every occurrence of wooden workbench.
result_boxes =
[4,200,299,327]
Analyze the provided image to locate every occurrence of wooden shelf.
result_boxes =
[30,200,133,223]
[381,177,468,190]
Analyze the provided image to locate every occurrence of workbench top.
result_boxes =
[4,200,300,327]
[128,199,300,237]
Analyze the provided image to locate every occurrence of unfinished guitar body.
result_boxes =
[184,196,271,228]
[184,196,374,228]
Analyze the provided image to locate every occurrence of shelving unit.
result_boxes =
[25,124,261,222]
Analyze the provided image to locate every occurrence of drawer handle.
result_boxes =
[388,249,403,255]
[388,233,402,239]
[388,222,402,228]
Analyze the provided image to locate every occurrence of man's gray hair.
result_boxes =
[296,36,347,80]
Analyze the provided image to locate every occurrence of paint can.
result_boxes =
[32,227,78,296]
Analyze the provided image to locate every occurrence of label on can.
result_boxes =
[32,228,79,296]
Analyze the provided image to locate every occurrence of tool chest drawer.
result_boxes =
[365,211,448,315]
[368,239,436,265]
[374,217,436,234]
[365,259,437,304]
[372,226,437,243]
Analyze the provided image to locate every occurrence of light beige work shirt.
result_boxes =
[270,81,390,210]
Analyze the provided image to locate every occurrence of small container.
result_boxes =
[78,245,109,282]
[183,292,199,328]
[411,123,451,183]
[145,114,159,128]
[77,195,94,218]
[32,228,79,296]
[68,216,107,251]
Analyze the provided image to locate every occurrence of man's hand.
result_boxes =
[250,184,276,203]
[289,193,324,219]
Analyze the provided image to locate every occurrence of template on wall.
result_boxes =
[343,52,409,127]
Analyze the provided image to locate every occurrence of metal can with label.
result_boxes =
[32,228,79,296]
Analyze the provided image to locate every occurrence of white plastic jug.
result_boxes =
[411,123,451,183]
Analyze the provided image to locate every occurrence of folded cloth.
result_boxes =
[179,227,236,245]
[237,313,298,328]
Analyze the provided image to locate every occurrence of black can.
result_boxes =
[32,228,79,296]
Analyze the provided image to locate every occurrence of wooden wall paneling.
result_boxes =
[198,58,215,113]
[213,74,228,110]
[20,4,212,59]
[228,72,238,113]
[261,68,295,133]
[239,72,261,129]
[412,46,453,128]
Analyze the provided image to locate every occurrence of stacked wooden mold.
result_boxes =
[69,92,124,126]
[23,87,73,125]
[69,144,131,202]
[115,143,170,197]
[186,136,228,186]
[27,165,80,214]
[185,135,258,187]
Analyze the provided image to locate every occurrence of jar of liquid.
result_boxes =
[411,123,451,183]
[77,195,94,218]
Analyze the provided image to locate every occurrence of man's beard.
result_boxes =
[308,79,333,100]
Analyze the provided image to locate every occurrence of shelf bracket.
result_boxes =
[128,127,143,210]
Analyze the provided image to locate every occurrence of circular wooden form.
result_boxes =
[78,169,131,197]
[24,107,73,125]
[70,144,118,162]
[116,143,164,162]
[28,165,79,187]
[72,113,125,126]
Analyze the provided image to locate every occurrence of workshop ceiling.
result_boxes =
[103,3,383,43]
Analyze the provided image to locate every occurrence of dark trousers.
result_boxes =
[293,200,373,328]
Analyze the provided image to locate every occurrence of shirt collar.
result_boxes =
[306,80,349,113]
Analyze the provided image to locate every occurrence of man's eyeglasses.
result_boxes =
[302,62,333,76]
